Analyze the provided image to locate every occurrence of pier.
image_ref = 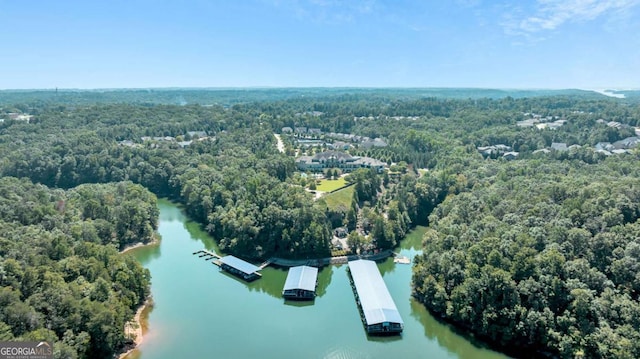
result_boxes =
[192,249,222,260]
[393,253,411,264]
[218,255,262,281]
[259,259,273,269]
[282,265,318,300]
[193,250,263,281]
[348,259,403,335]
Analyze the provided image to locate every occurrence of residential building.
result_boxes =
[296,151,386,173]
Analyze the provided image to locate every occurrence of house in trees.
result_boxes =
[187,131,207,138]
[328,141,351,150]
[7,113,34,123]
[502,151,519,160]
[478,144,511,158]
[360,138,388,148]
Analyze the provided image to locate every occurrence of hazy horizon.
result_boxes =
[0,86,637,91]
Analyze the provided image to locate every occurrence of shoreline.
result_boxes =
[118,297,153,359]
[120,237,159,254]
[267,249,395,268]
[117,235,158,358]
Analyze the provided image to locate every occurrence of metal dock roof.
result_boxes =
[348,259,403,326]
[219,255,260,275]
[283,266,318,292]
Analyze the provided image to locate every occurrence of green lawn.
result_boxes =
[322,185,354,210]
[315,177,348,192]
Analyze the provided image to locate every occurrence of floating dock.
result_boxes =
[348,259,403,335]
[192,249,221,260]
[282,265,318,300]
[393,255,410,264]
[193,250,265,281]
[217,255,262,281]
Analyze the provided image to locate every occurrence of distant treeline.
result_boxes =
[1,91,640,358]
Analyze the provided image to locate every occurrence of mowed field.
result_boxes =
[315,177,348,192]
[322,185,354,210]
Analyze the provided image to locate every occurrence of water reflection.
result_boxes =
[284,299,315,307]
[409,298,499,359]
[183,219,219,250]
[315,265,333,298]
[127,240,162,263]
[245,264,334,300]
[136,203,510,359]
[376,257,397,276]
[157,199,184,221]
[246,267,287,297]
[365,334,403,343]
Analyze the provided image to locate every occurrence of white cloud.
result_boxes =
[504,0,640,34]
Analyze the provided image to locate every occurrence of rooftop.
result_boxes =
[551,142,567,151]
[314,151,354,161]
[219,255,260,275]
[348,259,403,326]
[283,266,318,292]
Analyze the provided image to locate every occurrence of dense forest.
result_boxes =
[0,178,155,358]
[2,89,640,357]
[412,159,640,358]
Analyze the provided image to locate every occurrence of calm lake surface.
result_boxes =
[126,200,509,359]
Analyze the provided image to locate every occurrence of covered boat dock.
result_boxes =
[282,265,318,300]
[217,255,262,281]
[348,259,403,335]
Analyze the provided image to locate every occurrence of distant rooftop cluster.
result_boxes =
[594,137,639,156]
[517,113,566,130]
[532,137,639,157]
[296,151,386,173]
[0,112,34,123]
[597,119,627,130]
[118,131,212,148]
[282,127,388,149]
[294,111,324,117]
[477,144,519,160]
[353,115,420,121]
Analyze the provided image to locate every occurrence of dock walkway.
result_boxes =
[269,249,393,268]
[192,249,395,269]
[192,249,221,260]
[259,259,273,269]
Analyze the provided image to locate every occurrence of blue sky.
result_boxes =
[1,0,639,89]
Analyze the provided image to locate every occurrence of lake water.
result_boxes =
[125,200,509,359]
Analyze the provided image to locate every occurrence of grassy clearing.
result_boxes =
[322,185,354,210]
[315,177,348,192]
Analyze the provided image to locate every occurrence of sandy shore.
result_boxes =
[118,236,157,358]
[118,297,153,359]
[120,237,159,254]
